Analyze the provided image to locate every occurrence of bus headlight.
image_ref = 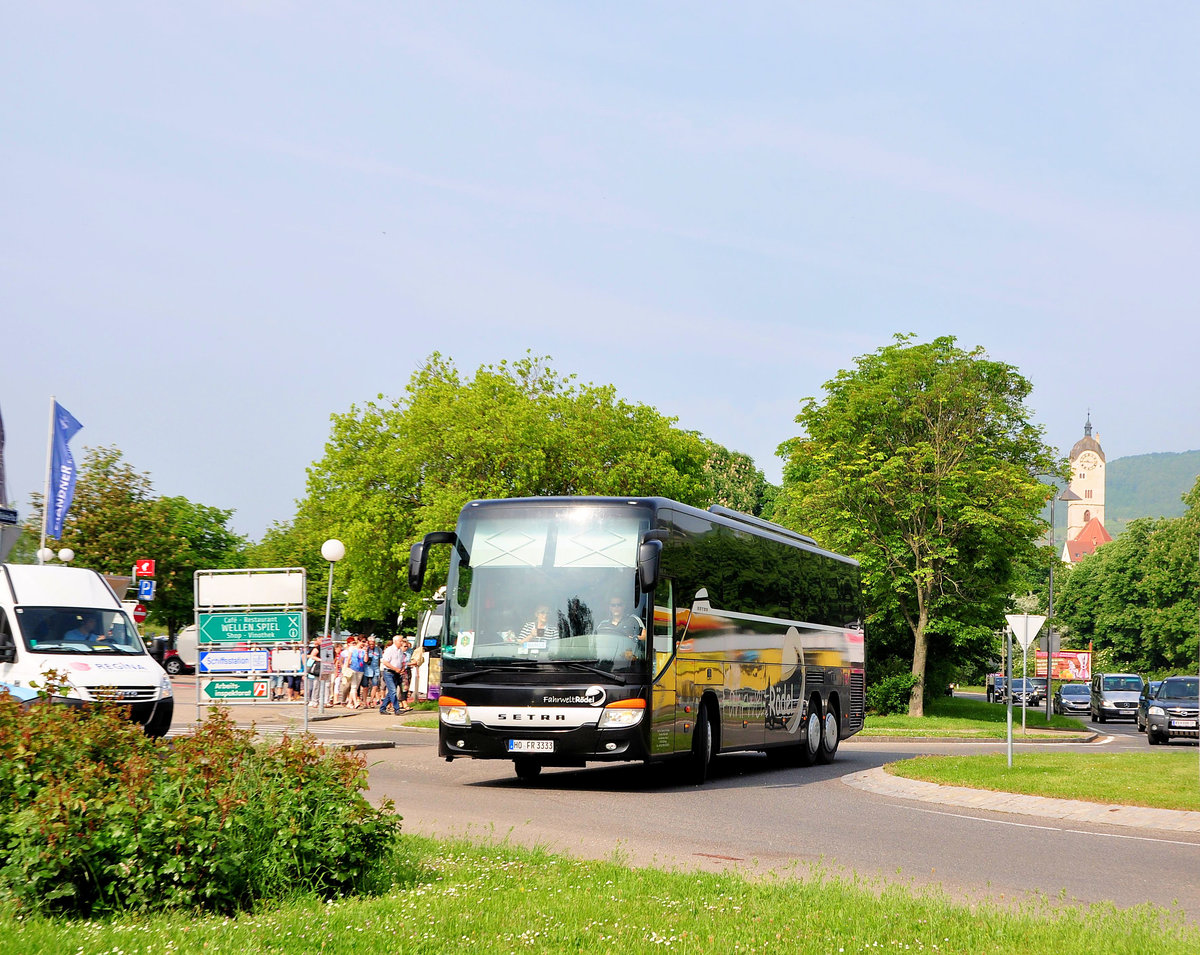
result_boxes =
[439,696,470,726]
[598,698,645,729]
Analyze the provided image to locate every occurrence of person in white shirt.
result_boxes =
[379,634,409,715]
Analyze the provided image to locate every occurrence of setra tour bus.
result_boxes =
[407,496,865,784]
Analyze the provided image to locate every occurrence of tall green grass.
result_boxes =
[2,836,1194,954]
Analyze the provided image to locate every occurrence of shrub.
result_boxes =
[866,671,919,715]
[0,690,403,917]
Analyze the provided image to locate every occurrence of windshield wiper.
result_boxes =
[557,661,627,683]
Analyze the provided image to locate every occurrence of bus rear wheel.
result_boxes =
[817,706,840,764]
[514,758,543,780]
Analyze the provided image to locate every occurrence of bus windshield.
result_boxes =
[442,502,652,673]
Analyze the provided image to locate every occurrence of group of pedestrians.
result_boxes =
[303,633,422,713]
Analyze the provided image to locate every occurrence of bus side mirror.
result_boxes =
[408,542,427,592]
[408,531,460,592]
[638,539,662,592]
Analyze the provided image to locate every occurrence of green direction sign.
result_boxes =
[202,679,269,700]
[198,612,303,645]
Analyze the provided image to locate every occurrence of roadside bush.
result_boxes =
[866,671,919,715]
[0,690,403,918]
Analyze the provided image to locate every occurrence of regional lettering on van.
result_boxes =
[197,612,304,645]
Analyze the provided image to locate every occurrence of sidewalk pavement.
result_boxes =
[844,766,1200,833]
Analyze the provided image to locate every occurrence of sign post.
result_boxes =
[1006,614,1046,734]
[194,568,307,729]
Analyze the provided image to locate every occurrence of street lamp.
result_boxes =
[1046,485,1082,722]
[318,539,345,714]
[57,548,74,563]
[36,547,54,564]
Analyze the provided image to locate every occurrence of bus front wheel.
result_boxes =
[690,706,713,785]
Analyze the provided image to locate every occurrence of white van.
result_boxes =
[0,563,174,736]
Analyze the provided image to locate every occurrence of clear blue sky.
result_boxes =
[4,3,1198,540]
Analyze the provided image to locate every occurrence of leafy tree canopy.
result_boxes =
[294,353,768,623]
[24,446,245,634]
[773,334,1060,716]
[1055,474,1200,674]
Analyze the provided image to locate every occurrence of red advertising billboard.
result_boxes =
[1035,650,1091,681]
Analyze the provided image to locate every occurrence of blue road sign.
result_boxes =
[138,578,156,600]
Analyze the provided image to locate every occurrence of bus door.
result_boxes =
[648,576,680,757]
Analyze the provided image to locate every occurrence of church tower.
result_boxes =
[1063,415,1110,562]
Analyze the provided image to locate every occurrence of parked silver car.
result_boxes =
[1090,672,1142,723]
[1053,682,1090,716]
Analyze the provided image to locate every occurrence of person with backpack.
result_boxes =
[342,635,367,709]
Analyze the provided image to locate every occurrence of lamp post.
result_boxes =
[318,539,345,715]
[1046,485,1082,722]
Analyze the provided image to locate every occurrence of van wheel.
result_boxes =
[1096,709,1106,724]
[142,699,173,739]
[689,705,713,785]
[513,758,542,781]
[817,705,840,764]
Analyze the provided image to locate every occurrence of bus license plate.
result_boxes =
[507,739,554,753]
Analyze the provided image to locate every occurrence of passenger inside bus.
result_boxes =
[516,605,560,644]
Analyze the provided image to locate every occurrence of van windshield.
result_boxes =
[1102,676,1142,692]
[13,606,147,655]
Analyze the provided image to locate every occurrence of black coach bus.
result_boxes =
[408,497,865,783]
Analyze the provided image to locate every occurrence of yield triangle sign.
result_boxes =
[1005,614,1047,651]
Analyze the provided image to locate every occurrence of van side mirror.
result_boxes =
[0,643,13,664]
[638,539,662,592]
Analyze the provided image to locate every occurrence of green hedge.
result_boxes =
[0,689,403,917]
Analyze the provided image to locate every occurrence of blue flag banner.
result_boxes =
[46,401,83,540]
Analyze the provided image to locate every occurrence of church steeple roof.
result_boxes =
[1069,414,1105,462]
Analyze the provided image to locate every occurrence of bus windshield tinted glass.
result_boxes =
[14,607,147,655]
[443,503,651,670]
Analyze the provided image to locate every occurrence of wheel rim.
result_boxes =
[823,711,838,750]
[806,711,821,753]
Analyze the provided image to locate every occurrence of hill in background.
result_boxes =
[1105,450,1200,537]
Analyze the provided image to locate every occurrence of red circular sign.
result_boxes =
[133,604,147,623]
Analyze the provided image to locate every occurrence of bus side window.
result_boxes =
[652,577,673,678]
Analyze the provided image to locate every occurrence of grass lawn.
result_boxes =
[864,694,1088,738]
[3,836,1196,954]
[889,750,1200,812]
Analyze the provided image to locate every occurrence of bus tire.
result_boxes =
[514,758,542,780]
[690,705,713,785]
[797,703,822,766]
[817,704,840,764]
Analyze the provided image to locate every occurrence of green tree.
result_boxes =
[25,447,245,634]
[774,335,1060,716]
[299,353,725,621]
[150,496,247,634]
[1056,475,1200,673]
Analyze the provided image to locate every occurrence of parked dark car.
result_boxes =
[1146,676,1200,745]
[1135,680,1163,732]
[1054,682,1090,716]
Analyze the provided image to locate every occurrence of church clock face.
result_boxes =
[1077,451,1099,472]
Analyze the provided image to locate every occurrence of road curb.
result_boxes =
[853,731,1099,744]
[843,766,1200,833]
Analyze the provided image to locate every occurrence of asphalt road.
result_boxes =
[169,679,1200,921]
